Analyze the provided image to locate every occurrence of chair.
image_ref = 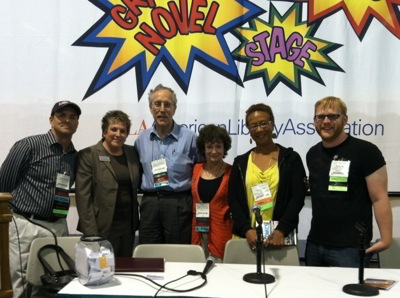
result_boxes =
[25,236,81,297]
[0,193,13,298]
[379,237,400,269]
[223,239,300,266]
[132,244,206,263]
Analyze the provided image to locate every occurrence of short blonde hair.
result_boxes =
[315,96,347,115]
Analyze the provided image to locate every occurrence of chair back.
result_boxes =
[133,244,206,263]
[0,193,13,298]
[223,239,300,266]
[379,238,400,269]
[26,236,81,286]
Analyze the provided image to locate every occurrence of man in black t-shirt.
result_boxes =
[305,96,392,267]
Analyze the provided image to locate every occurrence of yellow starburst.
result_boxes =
[309,0,400,38]
[99,0,249,73]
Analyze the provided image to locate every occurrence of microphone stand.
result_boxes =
[243,222,275,284]
[342,223,379,296]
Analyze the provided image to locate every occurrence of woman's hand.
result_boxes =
[264,229,285,247]
[245,229,257,250]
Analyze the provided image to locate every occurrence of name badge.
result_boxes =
[56,173,70,191]
[152,158,169,188]
[251,182,273,210]
[99,155,110,162]
[328,160,350,191]
[195,203,210,232]
[52,191,70,217]
[54,173,70,217]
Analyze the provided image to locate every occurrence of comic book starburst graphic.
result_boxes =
[74,0,263,100]
[307,0,400,40]
[232,3,343,96]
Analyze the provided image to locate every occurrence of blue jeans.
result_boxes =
[305,241,371,267]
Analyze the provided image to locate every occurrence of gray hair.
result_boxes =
[148,84,177,107]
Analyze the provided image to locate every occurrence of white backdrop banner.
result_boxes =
[1,0,400,192]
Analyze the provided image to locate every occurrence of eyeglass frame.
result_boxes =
[152,101,175,109]
[247,121,273,132]
[313,113,343,122]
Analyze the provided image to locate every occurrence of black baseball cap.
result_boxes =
[51,101,81,116]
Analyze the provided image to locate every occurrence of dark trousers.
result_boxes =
[108,220,135,257]
[139,193,192,244]
[305,241,371,267]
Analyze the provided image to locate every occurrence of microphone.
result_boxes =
[252,205,263,225]
[202,255,216,276]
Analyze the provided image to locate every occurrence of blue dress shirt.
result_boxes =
[135,121,198,192]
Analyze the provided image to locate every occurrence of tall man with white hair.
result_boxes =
[135,84,197,244]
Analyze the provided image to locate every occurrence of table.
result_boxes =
[58,262,400,297]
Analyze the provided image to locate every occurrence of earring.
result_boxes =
[250,138,253,144]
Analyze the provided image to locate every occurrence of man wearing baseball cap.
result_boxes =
[51,100,81,116]
[0,100,81,297]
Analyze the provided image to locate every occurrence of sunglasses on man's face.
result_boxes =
[313,114,343,121]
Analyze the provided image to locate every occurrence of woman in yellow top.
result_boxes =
[228,103,307,250]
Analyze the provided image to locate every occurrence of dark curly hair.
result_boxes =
[196,124,232,159]
[245,103,275,126]
[101,110,131,136]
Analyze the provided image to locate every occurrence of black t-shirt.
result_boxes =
[306,135,385,247]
